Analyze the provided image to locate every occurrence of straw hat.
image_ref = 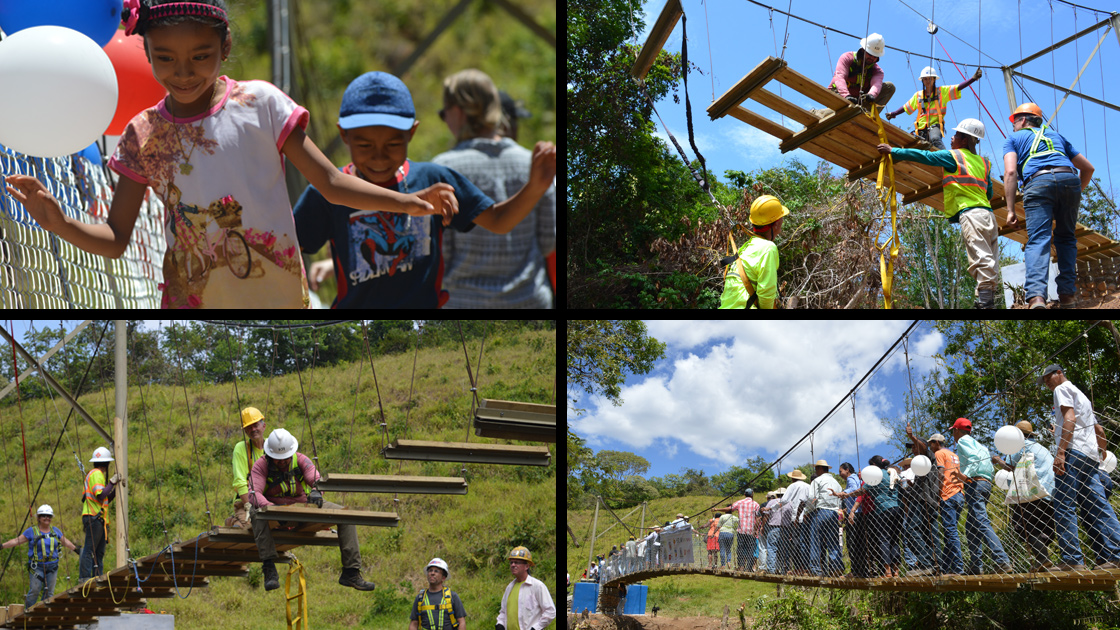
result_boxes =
[788,469,807,481]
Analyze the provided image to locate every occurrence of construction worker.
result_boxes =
[718,195,788,309]
[79,446,117,580]
[496,546,555,630]
[246,428,376,592]
[409,558,466,630]
[1002,103,1096,309]
[877,118,999,308]
[0,505,80,608]
[827,33,895,110]
[885,66,982,150]
[228,406,267,529]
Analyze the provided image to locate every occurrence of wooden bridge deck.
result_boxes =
[2,523,337,629]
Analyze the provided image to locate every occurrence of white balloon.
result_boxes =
[0,26,117,158]
[1100,451,1117,474]
[993,469,1013,491]
[861,465,883,487]
[910,454,932,477]
[993,425,1026,455]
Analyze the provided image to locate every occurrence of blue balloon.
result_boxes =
[77,141,103,166]
[0,0,123,48]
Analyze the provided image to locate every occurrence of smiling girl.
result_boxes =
[4,0,457,309]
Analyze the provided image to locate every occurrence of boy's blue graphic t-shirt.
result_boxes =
[293,160,494,308]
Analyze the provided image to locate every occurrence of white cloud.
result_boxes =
[570,321,946,469]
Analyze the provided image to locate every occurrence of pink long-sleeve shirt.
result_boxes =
[830,51,884,98]
[247,453,319,508]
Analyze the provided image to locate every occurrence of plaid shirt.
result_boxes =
[729,498,759,534]
[432,137,556,309]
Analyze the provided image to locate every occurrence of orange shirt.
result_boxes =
[935,448,963,501]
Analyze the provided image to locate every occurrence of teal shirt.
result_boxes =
[956,434,995,482]
[889,147,995,221]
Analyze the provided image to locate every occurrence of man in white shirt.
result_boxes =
[496,546,555,630]
[773,470,811,575]
[1040,364,1120,570]
[806,460,844,576]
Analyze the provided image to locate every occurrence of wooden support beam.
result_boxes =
[708,56,786,120]
[255,504,400,528]
[318,472,468,495]
[901,183,944,206]
[630,0,682,81]
[779,106,863,153]
[474,399,556,442]
[208,526,340,547]
[383,439,551,466]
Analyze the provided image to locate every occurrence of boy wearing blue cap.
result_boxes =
[293,72,556,308]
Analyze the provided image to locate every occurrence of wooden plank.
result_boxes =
[708,57,786,120]
[772,65,850,110]
[255,504,400,528]
[780,106,864,153]
[630,0,682,81]
[479,399,555,416]
[318,473,468,495]
[726,105,792,140]
[208,526,341,547]
[382,439,551,466]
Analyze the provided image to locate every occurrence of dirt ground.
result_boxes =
[567,613,747,630]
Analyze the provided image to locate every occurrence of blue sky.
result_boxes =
[568,320,950,480]
[632,0,1119,260]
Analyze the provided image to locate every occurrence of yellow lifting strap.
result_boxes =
[867,104,899,309]
[727,232,756,298]
[285,555,309,630]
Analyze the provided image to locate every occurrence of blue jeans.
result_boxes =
[940,493,965,574]
[1053,449,1120,565]
[1023,171,1081,299]
[809,509,842,576]
[963,479,1010,573]
[79,514,106,580]
[25,563,58,608]
[765,525,782,572]
[718,531,734,567]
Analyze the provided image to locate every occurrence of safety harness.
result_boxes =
[26,527,62,569]
[1021,125,1065,178]
[265,456,307,499]
[414,587,460,630]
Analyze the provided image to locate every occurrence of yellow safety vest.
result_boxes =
[414,587,460,630]
[82,468,109,519]
[942,149,992,218]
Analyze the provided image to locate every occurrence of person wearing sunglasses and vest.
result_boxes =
[0,505,80,608]
[1002,103,1096,309]
[247,428,376,592]
[719,195,788,309]
[885,66,982,150]
[495,546,554,630]
[409,558,466,630]
[877,118,999,308]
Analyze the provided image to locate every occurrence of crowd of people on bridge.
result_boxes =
[596,363,1120,581]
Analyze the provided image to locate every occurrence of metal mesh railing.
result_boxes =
[1,143,165,308]
[595,449,1120,590]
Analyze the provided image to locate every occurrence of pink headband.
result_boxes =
[121,0,229,37]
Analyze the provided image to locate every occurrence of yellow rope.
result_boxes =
[866,104,900,309]
[285,555,309,630]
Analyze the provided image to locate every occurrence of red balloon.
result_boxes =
[103,29,167,136]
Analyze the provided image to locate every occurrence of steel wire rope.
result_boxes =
[170,330,215,532]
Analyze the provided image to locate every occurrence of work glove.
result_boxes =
[496,625,506,630]
[973,68,983,80]
[885,111,898,121]
[109,474,120,484]
[308,489,324,508]
[73,548,81,556]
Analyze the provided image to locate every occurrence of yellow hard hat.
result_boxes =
[241,407,265,429]
[508,546,534,566]
[750,195,790,227]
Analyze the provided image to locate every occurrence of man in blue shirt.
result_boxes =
[1002,103,1095,309]
[948,417,1010,574]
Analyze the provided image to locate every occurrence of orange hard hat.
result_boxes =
[1009,103,1044,122]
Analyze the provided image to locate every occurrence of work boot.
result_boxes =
[1058,293,1078,309]
[262,559,280,591]
[339,567,376,591]
[974,288,995,309]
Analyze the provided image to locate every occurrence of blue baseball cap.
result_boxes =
[338,72,415,131]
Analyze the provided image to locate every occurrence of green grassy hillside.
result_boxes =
[0,326,556,629]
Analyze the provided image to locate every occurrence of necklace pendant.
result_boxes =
[180,162,194,176]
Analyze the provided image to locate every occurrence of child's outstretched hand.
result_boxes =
[530,141,557,190]
[4,175,65,231]
[410,182,459,227]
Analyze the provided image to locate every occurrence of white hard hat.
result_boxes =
[920,66,938,80]
[953,118,986,140]
[426,557,449,577]
[264,428,299,459]
[89,446,114,463]
[860,33,886,57]
[36,504,53,517]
